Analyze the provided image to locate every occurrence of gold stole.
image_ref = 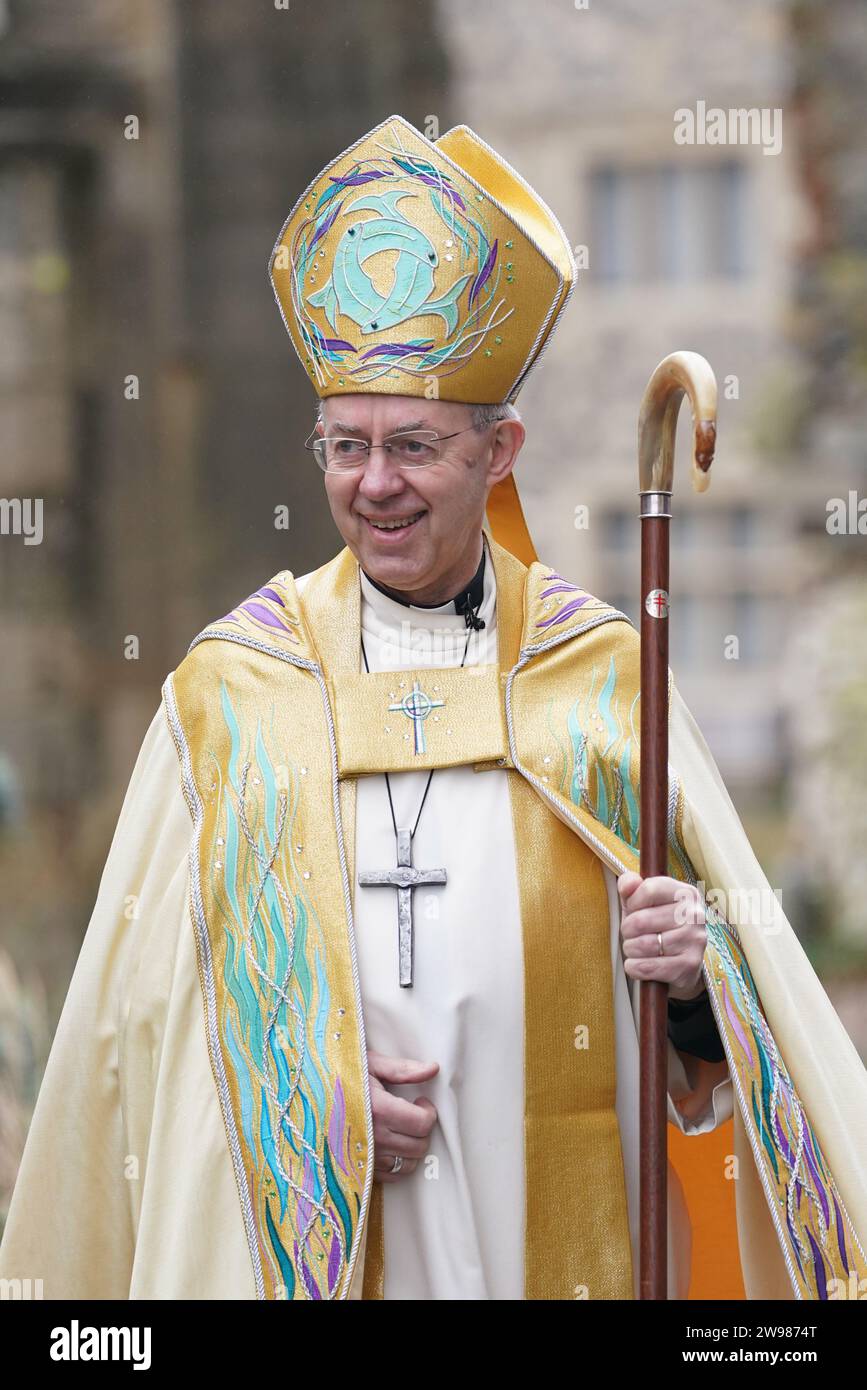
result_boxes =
[298,539,633,1300]
[165,534,634,1301]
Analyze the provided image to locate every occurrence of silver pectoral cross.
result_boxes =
[358,828,447,987]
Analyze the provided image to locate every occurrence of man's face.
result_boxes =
[317,394,523,604]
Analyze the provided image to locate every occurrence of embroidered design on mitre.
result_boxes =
[268,114,576,403]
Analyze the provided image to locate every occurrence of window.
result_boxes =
[590,161,750,282]
[603,508,632,551]
[731,592,758,663]
[730,505,755,546]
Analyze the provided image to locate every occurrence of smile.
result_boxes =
[362,510,426,536]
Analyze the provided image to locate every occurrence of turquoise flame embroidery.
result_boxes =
[209,681,357,1298]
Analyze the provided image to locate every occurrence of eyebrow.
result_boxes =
[330,420,432,436]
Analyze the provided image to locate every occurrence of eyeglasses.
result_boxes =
[304,426,480,473]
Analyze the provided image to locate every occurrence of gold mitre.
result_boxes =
[268,114,577,563]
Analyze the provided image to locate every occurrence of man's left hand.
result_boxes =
[617,871,707,1000]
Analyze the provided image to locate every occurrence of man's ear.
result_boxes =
[486,419,525,487]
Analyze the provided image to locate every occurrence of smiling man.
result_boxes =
[317,394,520,605]
[3,115,866,1305]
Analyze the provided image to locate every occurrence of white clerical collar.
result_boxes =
[359,532,497,643]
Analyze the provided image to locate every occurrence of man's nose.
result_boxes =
[355,446,408,496]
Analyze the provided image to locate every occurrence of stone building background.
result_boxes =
[0,0,865,1219]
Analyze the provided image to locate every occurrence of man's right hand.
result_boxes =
[366,1050,439,1184]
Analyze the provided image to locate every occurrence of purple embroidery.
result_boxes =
[469,238,498,307]
[215,581,299,644]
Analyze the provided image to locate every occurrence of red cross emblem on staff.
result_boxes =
[644,587,670,619]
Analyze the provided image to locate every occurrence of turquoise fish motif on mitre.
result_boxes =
[306,189,473,336]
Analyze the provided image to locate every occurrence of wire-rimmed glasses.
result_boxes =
[304,425,479,473]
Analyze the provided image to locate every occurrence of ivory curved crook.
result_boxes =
[637,350,717,495]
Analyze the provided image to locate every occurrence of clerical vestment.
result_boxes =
[1,530,866,1301]
[322,544,730,1300]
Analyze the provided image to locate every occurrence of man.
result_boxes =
[304,384,730,1303]
[2,115,866,1302]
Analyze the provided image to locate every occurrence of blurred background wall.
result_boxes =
[1,0,865,1221]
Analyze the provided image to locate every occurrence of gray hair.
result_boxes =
[463,401,522,431]
[313,399,521,431]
